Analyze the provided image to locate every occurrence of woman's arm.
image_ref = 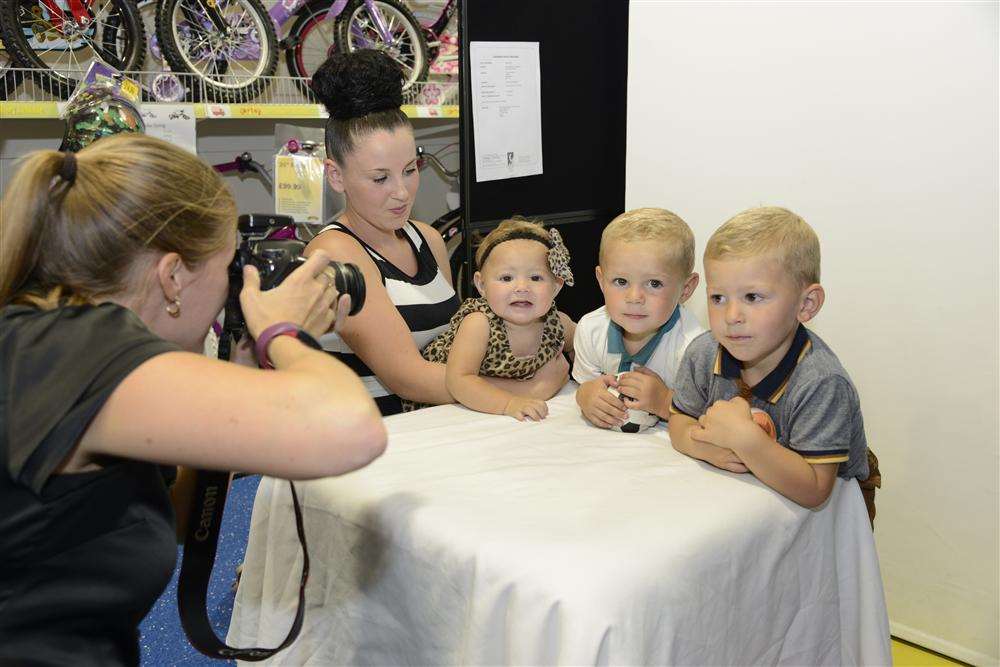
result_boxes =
[80,342,386,479]
[77,252,387,480]
[305,232,453,405]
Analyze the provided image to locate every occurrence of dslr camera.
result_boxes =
[222,213,366,344]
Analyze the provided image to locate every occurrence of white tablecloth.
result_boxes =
[227,386,891,665]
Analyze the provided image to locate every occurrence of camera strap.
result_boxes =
[177,470,310,660]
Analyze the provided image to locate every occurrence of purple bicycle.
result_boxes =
[282,0,456,93]
[152,0,441,101]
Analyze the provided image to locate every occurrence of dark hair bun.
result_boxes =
[311,50,404,120]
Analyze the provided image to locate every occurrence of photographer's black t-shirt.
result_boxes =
[0,303,180,666]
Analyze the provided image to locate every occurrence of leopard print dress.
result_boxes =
[402,297,565,412]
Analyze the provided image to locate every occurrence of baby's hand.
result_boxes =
[504,396,549,422]
[576,376,627,428]
[615,366,670,417]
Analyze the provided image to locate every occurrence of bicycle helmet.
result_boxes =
[59,87,145,153]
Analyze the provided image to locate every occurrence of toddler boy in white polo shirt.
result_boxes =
[573,208,704,429]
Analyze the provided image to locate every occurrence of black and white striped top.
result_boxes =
[316,221,460,415]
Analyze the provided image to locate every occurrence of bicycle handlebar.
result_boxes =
[213,152,274,191]
[417,146,460,179]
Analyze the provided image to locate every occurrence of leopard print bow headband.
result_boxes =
[477,227,575,287]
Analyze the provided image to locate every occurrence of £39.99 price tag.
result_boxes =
[274,154,324,223]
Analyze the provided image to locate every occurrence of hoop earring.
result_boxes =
[166,297,181,318]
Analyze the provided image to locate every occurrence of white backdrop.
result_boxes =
[625,2,998,664]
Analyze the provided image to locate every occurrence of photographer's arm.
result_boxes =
[77,253,387,480]
[81,344,385,479]
[306,233,454,405]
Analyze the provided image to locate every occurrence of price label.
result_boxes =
[274,154,324,223]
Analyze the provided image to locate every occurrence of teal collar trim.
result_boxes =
[608,306,681,374]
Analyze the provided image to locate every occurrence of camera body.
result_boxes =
[223,213,366,339]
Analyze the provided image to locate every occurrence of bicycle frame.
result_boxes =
[423,0,455,45]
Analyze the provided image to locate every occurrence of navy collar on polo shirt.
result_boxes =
[607,306,681,374]
[715,323,812,403]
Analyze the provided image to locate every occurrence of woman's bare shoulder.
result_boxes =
[306,226,371,264]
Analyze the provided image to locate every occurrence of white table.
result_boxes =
[227,386,891,665]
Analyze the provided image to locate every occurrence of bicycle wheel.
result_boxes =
[284,0,336,97]
[335,0,428,91]
[156,0,277,102]
[0,0,145,98]
[1,47,23,100]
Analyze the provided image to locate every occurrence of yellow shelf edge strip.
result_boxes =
[2,101,459,120]
[1,101,62,119]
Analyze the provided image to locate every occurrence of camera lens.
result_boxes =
[328,262,366,316]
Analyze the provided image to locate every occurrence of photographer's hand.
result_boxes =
[240,250,340,340]
[229,335,258,367]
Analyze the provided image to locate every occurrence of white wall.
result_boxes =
[627,2,998,664]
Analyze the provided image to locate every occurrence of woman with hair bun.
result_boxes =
[307,50,569,415]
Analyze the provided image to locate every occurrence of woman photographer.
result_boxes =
[0,133,386,665]
[308,50,569,415]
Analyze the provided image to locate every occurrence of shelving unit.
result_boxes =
[0,69,458,120]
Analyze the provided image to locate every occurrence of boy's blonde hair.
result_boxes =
[705,206,820,286]
[599,208,695,276]
[0,134,237,309]
[475,216,548,269]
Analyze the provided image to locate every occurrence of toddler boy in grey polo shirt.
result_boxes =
[669,207,877,516]
[672,326,869,480]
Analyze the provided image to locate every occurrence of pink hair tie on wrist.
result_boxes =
[255,322,322,369]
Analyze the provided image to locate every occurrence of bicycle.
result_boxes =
[147,0,457,102]
[1,0,442,102]
[282,0,455,94]
[0,0,146,98]
[151,0,434,102]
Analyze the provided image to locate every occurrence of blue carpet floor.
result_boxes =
[140,474,261,666]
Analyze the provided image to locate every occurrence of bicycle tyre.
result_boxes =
[335,0,428,91]
[0,49,22,100]
[284,0,336,97]
[0,0,146,99]
[156,0,277,102]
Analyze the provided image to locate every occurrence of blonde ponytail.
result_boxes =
[0,134,237,308]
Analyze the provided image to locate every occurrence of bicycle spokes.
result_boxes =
[156,0,276,100]
[11,0,141,78]
[170,0,267,87]
[344,2,421,79]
